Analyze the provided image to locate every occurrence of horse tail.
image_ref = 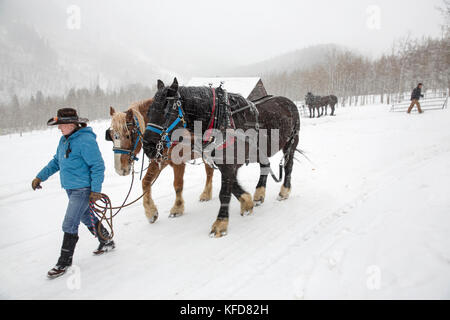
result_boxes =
[294,148,313,165]
[267,98,301,183]
[269,162,283,183]
[295,148,309,160]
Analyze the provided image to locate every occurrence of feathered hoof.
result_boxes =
[253,200,263,207]
[147,211,158,224]
[169,212,183,218]
[253,187,266,206]
[277,186,291,201]
[145,206,159,224]
[199,191,212,202]
[240,193,254,216]
[169,205,184,218]
[209,218,228,238]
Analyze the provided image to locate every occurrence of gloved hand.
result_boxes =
[89,192,103,202]
[32,177,42,190]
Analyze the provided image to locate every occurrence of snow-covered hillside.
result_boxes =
[1,104,449,299]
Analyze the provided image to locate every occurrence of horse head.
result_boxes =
[305,92,314,104]
[144,78,187,160]
[106,105,146,176]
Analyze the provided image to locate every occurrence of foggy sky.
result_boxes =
[0,0,445,75]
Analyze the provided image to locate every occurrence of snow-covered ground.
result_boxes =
[1,104,449,299]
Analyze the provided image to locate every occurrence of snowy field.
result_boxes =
[1,104,449,299]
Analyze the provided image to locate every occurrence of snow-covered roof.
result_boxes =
[186,77,261,98]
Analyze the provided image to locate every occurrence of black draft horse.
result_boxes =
[143,78,300,237]
[323,95,338,116]
[305,93,338,117]
[305,92,323,118]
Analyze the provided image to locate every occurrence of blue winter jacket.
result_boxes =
[37,127,105,193]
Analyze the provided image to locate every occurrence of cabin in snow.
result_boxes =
[187,77,268,101]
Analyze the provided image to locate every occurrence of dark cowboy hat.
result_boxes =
[47,108,89,126]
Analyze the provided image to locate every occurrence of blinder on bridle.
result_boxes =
[105,128,113,141]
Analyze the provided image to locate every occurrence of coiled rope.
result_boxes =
[88,161,162,241]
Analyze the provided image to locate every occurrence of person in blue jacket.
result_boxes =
[31,108,115,279]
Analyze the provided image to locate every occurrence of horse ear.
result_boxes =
[110,106,115,116]
[126,109,133,122]
[170,77,178,91]
[157,80,165,90]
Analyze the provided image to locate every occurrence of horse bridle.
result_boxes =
[145,91,187,160]
[105,114,144,163]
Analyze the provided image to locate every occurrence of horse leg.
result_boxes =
[169,162,185,218]
[331,104,335,116]
[253,163,269,206]
[278,134,299,201]
[199,162,214,201]
[231,170,253,216]
[325,105,328,115]
[142,161,163,223]
[210,164,236,238]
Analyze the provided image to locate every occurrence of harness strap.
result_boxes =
[146,105,186,148]
[230,103,252,115]
[146,124,163,135]
[146,125,171,147]
[113,149,139,161]
[204,88,216,143]
[167,116,182,133]
[216,113,237,151]
[133,115,144,138]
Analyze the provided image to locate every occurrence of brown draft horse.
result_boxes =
[107,99,214,223]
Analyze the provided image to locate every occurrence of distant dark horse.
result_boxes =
[305,92,322,118]
[305,93,338,117]
[143,78,300,237]
[322,95,338,116]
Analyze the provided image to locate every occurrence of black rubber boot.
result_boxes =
[88,221,115,255]
[47,232,79,279]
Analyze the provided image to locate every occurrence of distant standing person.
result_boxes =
[407,83,424,114]
[31,108,115,279]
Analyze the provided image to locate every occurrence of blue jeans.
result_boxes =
[62,187,99,234]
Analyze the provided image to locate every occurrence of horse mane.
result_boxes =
[112,98,153,135]
[130,98,153,123]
